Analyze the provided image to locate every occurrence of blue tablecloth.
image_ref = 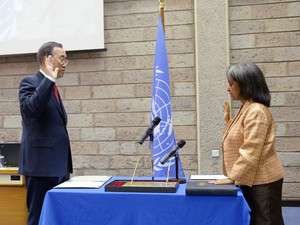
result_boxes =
[39,177,250,225]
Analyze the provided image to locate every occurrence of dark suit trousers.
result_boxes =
[25,175,69,225]
[241,178,285,225]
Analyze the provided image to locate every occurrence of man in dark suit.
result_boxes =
[19,41,73,225]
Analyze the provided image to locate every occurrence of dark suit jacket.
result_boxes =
[19,71,73,177]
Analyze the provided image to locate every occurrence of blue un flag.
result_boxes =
[150,16,185,178]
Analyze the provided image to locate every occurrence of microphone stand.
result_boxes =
[149,133,154,181]
[171,153,186,184]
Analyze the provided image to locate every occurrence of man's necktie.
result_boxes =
[53,85,60,105]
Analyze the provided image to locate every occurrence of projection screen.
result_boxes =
[0,0,105,56]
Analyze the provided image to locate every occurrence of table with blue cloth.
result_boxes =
[39,177,250,225]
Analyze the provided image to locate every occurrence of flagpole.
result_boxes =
[159,0,165,32]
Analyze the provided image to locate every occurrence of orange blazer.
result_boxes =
[222,101,284,187]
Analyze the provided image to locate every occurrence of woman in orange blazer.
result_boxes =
[212,63,285,225]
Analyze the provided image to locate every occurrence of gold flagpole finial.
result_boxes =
[159,0,165,31]
[159,0,164,9]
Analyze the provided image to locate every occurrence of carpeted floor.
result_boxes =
[282,207,300,225]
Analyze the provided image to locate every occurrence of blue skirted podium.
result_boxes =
[38,177,250,225]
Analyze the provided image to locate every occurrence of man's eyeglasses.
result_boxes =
[50,55,68,66]
[58,57,68,65]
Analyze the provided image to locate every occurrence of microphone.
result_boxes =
[138,116,161,145]
[160,139,186,165]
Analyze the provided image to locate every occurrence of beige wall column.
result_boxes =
[194,0,230,173]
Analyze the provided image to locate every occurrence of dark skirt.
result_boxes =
[240,178,285,225]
